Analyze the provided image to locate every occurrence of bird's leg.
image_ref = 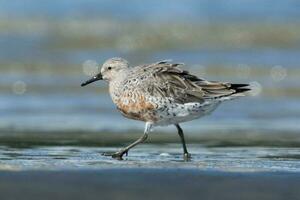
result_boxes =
[175,124,191,161]
[104,122,153,160]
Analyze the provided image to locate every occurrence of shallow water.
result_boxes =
[0,144,299,172]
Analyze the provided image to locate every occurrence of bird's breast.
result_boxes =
[115,93,158,122]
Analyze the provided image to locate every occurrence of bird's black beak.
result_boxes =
[81,73,103,87]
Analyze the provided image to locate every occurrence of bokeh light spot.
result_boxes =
[249,81,262,96]
[12,81,27,95]
[270,65,287,82]
[82,60,98,76]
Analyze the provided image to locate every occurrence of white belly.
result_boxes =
[154,101,220,126]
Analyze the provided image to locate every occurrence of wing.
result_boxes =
[128,60,250,104]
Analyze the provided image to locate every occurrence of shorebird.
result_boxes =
[81,58,251,160]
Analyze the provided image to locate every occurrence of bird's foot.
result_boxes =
[102,149,128,160]
[111,151,127,160]
[183,152,191,161]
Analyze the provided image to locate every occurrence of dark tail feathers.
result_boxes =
[230,84,251,94]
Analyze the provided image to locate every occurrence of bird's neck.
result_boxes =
[108,70,129,103]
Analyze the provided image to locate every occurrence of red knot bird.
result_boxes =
[81,57,251,160]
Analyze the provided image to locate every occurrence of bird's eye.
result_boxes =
[108,67,112,70]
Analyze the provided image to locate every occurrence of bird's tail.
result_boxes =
[229,83,252,97]
[195,81,252,101]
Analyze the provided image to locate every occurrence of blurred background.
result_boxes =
[1,0,300,147]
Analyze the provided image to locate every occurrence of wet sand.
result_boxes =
[0,169,299,200]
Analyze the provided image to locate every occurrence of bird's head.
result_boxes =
[81,57,129,86]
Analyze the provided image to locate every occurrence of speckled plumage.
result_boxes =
[81,57,251,160]
[106,59,249,126]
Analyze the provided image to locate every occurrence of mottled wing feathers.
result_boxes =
[132,61,205,103]
[128,60,250,103]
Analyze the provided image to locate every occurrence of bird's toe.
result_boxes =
[183,152,192,161]
[111,150,128,160]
